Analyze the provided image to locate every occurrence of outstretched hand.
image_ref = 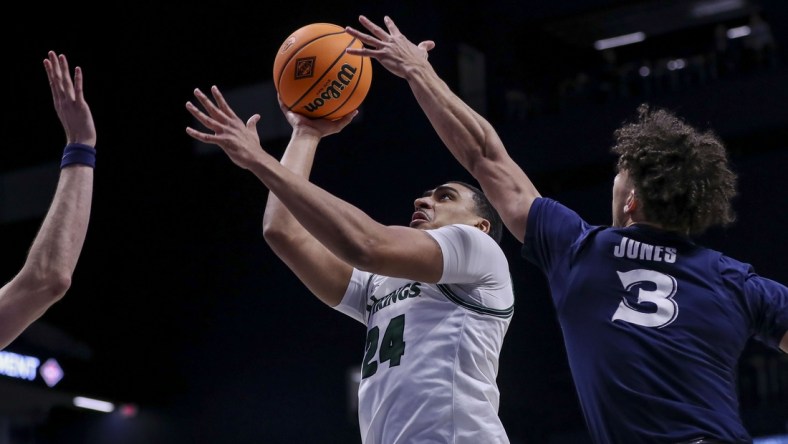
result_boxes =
[44,51,96,147]
[278,97,358,139]
[185,86,266,171]
[345,15,435,80]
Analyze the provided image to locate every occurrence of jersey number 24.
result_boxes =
[362,314,406,379]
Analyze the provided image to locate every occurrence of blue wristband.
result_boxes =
[61,143,96,169]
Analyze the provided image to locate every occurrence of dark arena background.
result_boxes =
[2,1,787,443]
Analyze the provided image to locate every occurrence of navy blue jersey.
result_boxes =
[522,197,788,444]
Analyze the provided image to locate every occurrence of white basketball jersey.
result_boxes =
[335,224,514,444]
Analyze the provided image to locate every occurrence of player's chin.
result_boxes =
[409,219,427,229]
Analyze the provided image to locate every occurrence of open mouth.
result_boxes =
[410,211,429,225]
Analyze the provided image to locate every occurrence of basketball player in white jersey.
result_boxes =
[185,86,515,443]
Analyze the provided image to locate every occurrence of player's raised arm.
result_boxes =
[261,100,357,307]
[0,51,96,349]
[346,15,539,243]
[185,86,445,283]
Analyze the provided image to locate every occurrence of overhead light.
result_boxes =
[692,0,745,18]
[73,396,115,413]
[727,25,751,39]
[667,59,687,70]
[594,32,646,51]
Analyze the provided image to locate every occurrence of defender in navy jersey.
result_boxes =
[185,87,514,443]
[345,15,788,444]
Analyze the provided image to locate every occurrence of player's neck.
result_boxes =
[627,219,690,236]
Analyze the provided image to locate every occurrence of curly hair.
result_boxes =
[611,104,738,235]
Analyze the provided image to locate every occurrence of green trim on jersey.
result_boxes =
[437,284,514,318]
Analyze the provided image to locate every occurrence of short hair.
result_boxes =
[612,104,738,235]
[449,181,504,243]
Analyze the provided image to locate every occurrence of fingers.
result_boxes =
[44,51,81,104]
[57,53,76,100]
[335,110,359,129]
[209,85,240,121]
[184,101,221,143]
[44,51,62,101]
[382,16,401,37]
[48,52,63,86]
[345,25,381,50]
[185,125,215,143]
[357,15,390,41]
[186,87,251,143]
[73,66,84,100]
[418,41,436,52]
[185,98,220,134]
[418,40,436,60]
[58,54,70,80]
[190,84,255,134]
[192,88,218,114]
[245,114,261,130]
[43,51,55,84]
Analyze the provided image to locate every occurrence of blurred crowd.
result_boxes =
[503,13,779,121]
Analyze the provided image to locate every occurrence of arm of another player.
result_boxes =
[262,101,357,307]
[0,51,95,349]
[186,86,444,284]
[346,15,539,243]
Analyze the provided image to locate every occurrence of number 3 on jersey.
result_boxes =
[362,314,406,379]
[612,268,678,328]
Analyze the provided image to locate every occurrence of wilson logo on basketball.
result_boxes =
[294,57,316,79]
[302,63,358,113]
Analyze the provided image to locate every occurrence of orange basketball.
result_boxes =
[274,23,372,120]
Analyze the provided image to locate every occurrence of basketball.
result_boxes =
[273,23,372,120]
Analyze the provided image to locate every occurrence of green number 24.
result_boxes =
[362,314,406,379]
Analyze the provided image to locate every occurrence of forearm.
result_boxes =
[263,131,319,237]
[261,132,355,305]
[253,151,384,269]
[404,62,497,173]
[186,85,382,268]
[24,165,93,286]
[403,62,538,241]
[0,165,93,349]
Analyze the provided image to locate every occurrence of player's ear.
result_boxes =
[475,218,491,234]
[624,190,638,213]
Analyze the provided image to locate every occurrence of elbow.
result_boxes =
[348,251,376,272]
[23,269,72,304]
[262,211,285,244]
[44,272,72,302]
[262,222,288,250]
[341,239,382,272]
[262,218,306,254]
